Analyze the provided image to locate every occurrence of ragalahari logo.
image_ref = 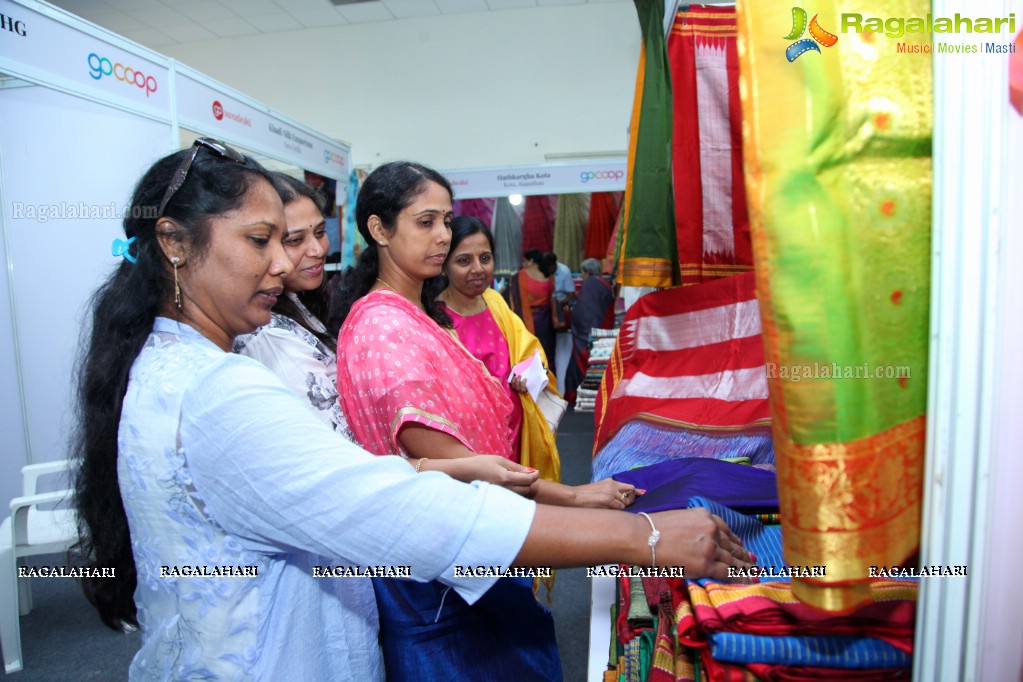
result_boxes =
[784,7,838,61]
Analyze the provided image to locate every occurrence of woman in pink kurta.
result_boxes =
[338,288,516,459]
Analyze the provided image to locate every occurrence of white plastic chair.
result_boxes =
[0,460,77,674]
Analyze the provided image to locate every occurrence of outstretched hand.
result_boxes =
[452,454,540,497]
[572,478,642,509]
[647,508,754,582]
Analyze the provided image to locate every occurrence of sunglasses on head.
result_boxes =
[157,137,247,217]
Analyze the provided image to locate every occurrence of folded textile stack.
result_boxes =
[604,497,917,682]
[575,328,619,412]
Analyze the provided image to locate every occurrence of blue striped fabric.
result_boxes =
[685,496,913,672]
[707,633,912,668]
[687,496,788,581]
[592,420,774,481]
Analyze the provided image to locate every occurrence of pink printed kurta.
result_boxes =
[336,290,516,459]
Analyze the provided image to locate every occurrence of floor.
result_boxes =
[5,408,601,681]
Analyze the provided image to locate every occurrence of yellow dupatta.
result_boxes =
[483,288,562,483]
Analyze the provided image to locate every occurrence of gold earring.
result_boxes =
[171,256,181,309]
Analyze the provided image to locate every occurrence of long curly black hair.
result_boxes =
[70,144,274,630]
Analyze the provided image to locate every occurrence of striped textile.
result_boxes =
[669,5,752,285]
[672,498,916,681]
[593,272,771,456]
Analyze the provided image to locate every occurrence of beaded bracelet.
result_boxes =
[637,512,660,566]
[415,457,429,473]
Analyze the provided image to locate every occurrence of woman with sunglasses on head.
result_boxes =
[74,142,753,681]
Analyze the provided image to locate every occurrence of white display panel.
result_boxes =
[442,159,627,199]
[0,0,170,118]
[175,66,350,183]
[0,82,171,505]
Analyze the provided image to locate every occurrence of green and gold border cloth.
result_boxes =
[618,0,679,288]
[736,0,931,611]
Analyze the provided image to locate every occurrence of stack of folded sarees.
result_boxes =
[575,328,619,412]
[603,495,917,682]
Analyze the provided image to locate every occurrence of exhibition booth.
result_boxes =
[0,0,350,508]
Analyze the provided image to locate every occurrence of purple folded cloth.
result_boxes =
[612,458,779,514]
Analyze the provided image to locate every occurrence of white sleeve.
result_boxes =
[180,355,536,603]
[236,326,342,433]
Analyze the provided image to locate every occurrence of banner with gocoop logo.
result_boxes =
[0,0,170,115]
[441,160,627,199]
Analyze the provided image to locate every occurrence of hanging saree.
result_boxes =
[617,0,678,287]
[336,289,561,681]
[584,191,619,261]
[737,0,931,611]
[668,5,753,285]
[452,197,495,229]
[552,193,587,271]
[521,194,556,255]
[492,196,523,276]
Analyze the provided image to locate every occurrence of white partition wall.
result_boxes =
[0,83,172,505]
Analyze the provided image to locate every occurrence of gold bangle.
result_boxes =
[415,457,428,473]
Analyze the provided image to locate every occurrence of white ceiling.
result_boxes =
[46,0,629,48]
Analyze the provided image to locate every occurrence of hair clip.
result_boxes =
[112,237,137,263]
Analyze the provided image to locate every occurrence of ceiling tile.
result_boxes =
[485,0,537,10]
[118,27,178,47]
[85,11,149,32]
[127,5,193,27]
[335,2,395,23]
[272,0,332,11]
[171,2,240,22]
[47,0,117,17]
[244,11,304,32]
[383,0,440,19]
[157,22,220,42]
[206,17,262,38]
[432,0,489,14]
[290,8,351,27]
[102,0,162,10]
[218,0,285,16]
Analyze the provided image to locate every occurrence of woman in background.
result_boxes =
[505,248,557,371]
[437,216,581,485]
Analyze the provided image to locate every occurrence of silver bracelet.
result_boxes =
[638,512,660,567]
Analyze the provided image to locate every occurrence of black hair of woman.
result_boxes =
[268,172,335,347]
[523,249,545,265]
[71,145,274,630]
[334,161,453,329]
[448,214,496,257]
[539,252,558,278]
